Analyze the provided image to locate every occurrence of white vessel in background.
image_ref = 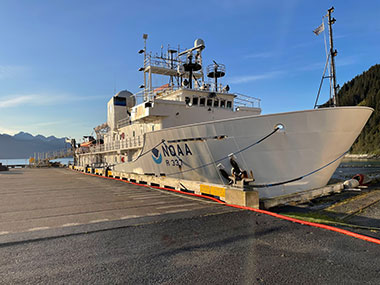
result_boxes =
[74,12,372,199]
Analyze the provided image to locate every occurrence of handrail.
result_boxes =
[76,135,144,155]
[117,118,130,129]
[144,54,186,70]
[234,93,261,108]
[131,85,260,108]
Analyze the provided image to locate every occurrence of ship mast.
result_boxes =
[327,7,338,106]
[313,7,339,108]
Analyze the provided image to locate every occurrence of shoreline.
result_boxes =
[344,154,380,160]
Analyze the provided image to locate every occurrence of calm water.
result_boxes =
[340,158,380,168]
[0,158,30,165]
[332,159,380,180]
[0,157,73,166]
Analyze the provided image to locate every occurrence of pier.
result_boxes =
[0,148,73,171]
[0,167,379,283]
[0,168,380,284]
[0,168,233,235]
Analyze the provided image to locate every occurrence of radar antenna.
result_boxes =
[207,60,225,92]
[183,53,202,89]
[179,39,205,89]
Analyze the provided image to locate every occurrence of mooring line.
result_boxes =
[251,150,349,188]
[166,127,280,176]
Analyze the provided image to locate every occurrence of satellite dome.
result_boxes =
[194,38,205,49]
[115,90,133,98]
[115,90,135,108]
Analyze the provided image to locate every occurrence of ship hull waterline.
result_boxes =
[87,106,372,199]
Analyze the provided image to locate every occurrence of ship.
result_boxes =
[73,9,372,199]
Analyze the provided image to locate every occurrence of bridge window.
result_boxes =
[200,97,206,106]
[185,97,191,105]
[214,99,219,107]
[227,101,232,108]
[207,99,213,106]
[192,96,198,106]
[114,96,126,106]
[220,100,226,108]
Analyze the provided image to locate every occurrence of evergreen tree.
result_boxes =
[325,64,380,154]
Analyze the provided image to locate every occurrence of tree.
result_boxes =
[322,64,380,153]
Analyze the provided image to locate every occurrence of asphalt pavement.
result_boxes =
[0,168,230,235]
[0,168,380,284]
[1,210,380,284]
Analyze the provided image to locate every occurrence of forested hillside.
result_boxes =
[330,64,380,154]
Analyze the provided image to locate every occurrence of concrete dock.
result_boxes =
[0,168,380,284]
[0,168,233,235]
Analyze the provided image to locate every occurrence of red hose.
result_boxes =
[72,169,380,246]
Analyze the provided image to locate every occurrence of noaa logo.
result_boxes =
[151,147,162,164]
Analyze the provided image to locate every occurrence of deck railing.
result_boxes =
[234,93,261,108]
[76,135,144,155]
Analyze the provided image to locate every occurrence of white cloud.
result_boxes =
[33,120,68,127]
[0,126,19,135]
[228,71,283,84]
[297,56,358,73]
[0,93,105,109]
[0,96,37,108]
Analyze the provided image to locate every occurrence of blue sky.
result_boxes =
[0,0,379,140]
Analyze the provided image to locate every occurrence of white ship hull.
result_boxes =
[111,106,373,198]
[74,34,372,199]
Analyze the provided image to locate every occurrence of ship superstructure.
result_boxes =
[74,25,372,199]
[77,36,261,171]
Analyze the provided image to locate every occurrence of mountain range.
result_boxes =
[0,132,70,159]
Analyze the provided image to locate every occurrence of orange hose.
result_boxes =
[72,169,380,245]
